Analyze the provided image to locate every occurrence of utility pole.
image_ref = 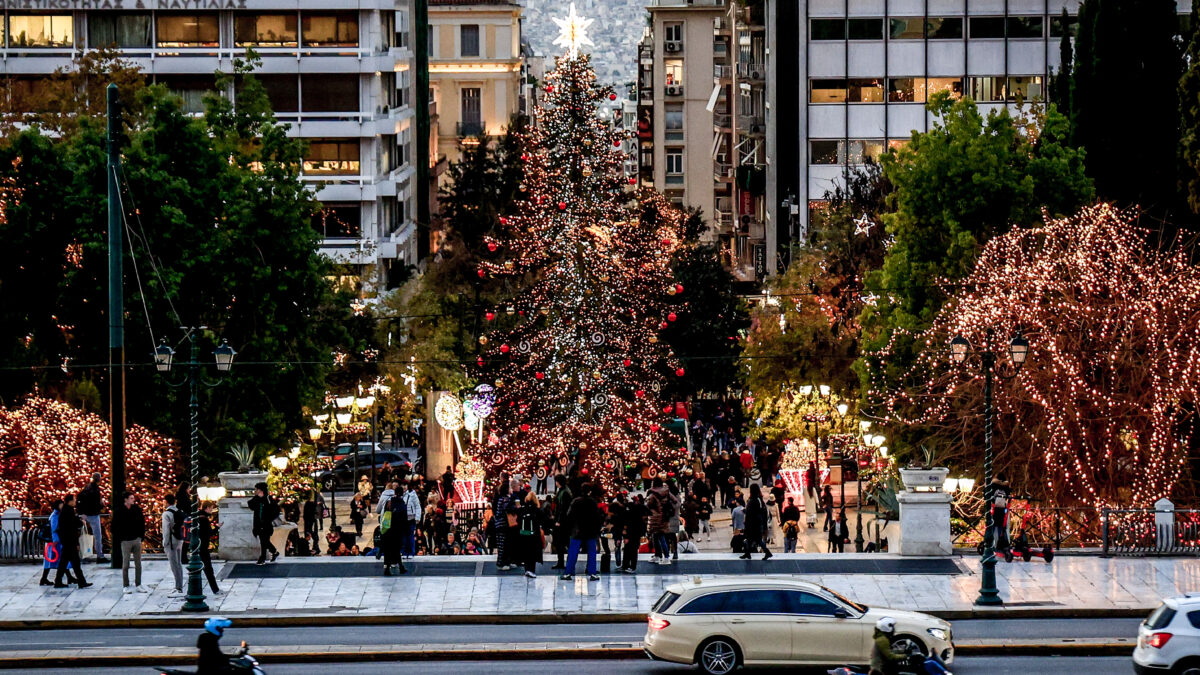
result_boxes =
[106,83,126,570]
[415,0,431,262]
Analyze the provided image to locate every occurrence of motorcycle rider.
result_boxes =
[869,617,905,675]
[197,617,233,673]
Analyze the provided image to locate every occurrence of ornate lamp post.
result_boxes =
[153,329,236,613]
[950,328,1029,606]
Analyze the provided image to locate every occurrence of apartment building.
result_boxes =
[638,0,725,235]
[427,0,523,170]
[0,1,422,291]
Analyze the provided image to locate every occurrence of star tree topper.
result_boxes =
[552,3,595,58]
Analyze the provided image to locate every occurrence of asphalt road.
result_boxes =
[12,656,1135,674]
[0,618,1143,651]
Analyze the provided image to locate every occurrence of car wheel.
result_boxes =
[891,634,927,657]
[1176,659,1200,675]
[696,637,740,675]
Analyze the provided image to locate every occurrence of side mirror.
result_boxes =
[833,609,849,619]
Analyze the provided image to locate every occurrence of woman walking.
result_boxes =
[349,493,367,537]
[41,500,77,586]
[739,483,772,561]
[492,482,515,570]
[516,492,545,578]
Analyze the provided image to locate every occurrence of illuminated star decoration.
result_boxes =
[552,3,595,58]
[854,213,874,236]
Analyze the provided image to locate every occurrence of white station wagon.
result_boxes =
[643,577,954,674]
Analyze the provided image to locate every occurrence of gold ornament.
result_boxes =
[506,305,516,315]
[494,379,504,387]
[649,336,658,343]
[592,370,602,380]
[579,441,589,451]
[478,336,488,345]
[667,286,677,296]
[504,261,514,270]
[582,167,592,177]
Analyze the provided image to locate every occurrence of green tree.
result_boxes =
[1180,0,1200,212]
[1050,8,1074,114]
[1072,0,1180,208]
[858,94,1092,455]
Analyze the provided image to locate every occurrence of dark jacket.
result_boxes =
[744,495,768,536]
[607,499,627,538]
[623,501,649,538]
[782,505,801,523]
[646,486,671,534]
[194,512,216,550]
[77,483,103,516]
[515,502,544,564]
[196,631,230,674]
[56,503,82,542]
[248,495,278,536]
[565,495,603,540]
[112,503,145,542]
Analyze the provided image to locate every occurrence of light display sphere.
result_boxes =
[463,408,480,432]
[471,384,496,418]
[435,395,464,431]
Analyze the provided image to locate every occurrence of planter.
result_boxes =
[218,471,268,496]
[899,467,949,492]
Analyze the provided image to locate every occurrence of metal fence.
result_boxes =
[1102,508,1200,556]
[0,516,48,562]
[952,500,1105,550]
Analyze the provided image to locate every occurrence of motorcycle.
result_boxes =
[827,643,953,675]
[154,640,266,675]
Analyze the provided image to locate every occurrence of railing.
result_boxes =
[738,114,764,130]
[713,162,733,179]
[737,62,766,80]
[0,516,48,563]
[714,65,733,80]
[713,40,729,58]
[1103,508,1200,556]
[952,500,1105,551]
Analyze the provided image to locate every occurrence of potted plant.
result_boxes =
[218,443,267,495]
[898,447,950,492]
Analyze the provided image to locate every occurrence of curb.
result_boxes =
[0,607,1153,631]
[0,640,1135,668]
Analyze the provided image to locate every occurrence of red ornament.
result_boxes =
[613,139,621,148]
[545,85,554,93]
[663,406,672,414]
[487,242,498,252]
[535,372,545,380]
[667,312,677,322]
[557,201,567,210]
[667,472,675,478]
[674,283,684,294]
[662,238,672,247]
[626,417,635,424]
[628,177,636,185]
[477,269,486,278]
[606,462,614,469]
[500,344,510,354]
[521,153,530,161]
[476,357,484,366]
[622,359,632,367]
[581,468,589,475]
[650,424,660,432]
[609,93,617,101]
[485,311,495,321]
[520,423,530,432]
[498,216,508,226]
[635,390,646,398]
[676,368,686,377]
[660,322,669,330]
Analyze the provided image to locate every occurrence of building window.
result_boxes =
[158,74,214,114]
[847,78,884,103]
[396,9,410,48]
[847,140,885,165]
[888,78,919,102]
[1007,76,1043,101]
[810,18,844,40]
[304,139,361,175]
[810,140,843,165]
[927,77,964,100]
[460,87,482,135]
[8,15,74,47]
[810,79,846,103]
[302,12,358,47]
[1050,14,1078,37]
[1007,16,1044,39]
[664,103,683,141]
[968,76,1005,102]
[926,17,964,39]
[460,24,479,57]
[235,14,298,47]
[889,17,924,40]
[969,17,1006,39]
[664,59,683,87]
[156,14,219,47]
[664,21,683,46]
[397,68,411,108]
[255,74,299,113]
[313,204,362,239]
[88,14,151,48]
[847,18,883,40]
[302,74,358,112]
[887,139,910,152]
[665,149,683,185]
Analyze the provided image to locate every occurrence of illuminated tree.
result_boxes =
[472,52,687,483]
[870,205,1200,507]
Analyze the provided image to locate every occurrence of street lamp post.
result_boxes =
[950,328,1029,607]
[153,330,236,613]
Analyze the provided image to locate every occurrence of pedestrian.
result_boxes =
[698,496,713,541]
[561,483,603,581]
[402,481,421,558]
[681,493,700,543]
[41,500,78,586]
[783,517,800,553]
[738,447,754,487]
[516,492,545,578]
[194,501,221,593]
[76,472,108,563]
[248,482,279,565]
[619,494,648,573]
[782,496,801,525]
[676,531,698,555]
[822,485,835,531]
[174,482,191,515]
[441,465,455,501]
[161,493,186,597]
[665,480,682,562]
[607,491,627,568]
[551,475,572,569]
[805,461,820,503]
[765,494,777,544]
[731,500,745,533]
[739,483,772,561]
[54,494,92,589]
[112,491,145,592]
[829,511,848,553]
[302,492,319,542]
[987,475,1012,554]
[349,493,367,536]
[645,477,671,564]
[381,484,408,576]
[491,482,515,570]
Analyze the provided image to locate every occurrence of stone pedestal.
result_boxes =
[897,490,953,556]
[216,471,268,561]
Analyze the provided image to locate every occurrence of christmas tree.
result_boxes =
[472,9,688,485]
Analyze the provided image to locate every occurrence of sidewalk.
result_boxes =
[0,553,1194,625]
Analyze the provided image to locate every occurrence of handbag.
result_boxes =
[506,512,519,528]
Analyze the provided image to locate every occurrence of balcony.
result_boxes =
[713,198,734,231]
[664,84,684,97]
[457,121,485,137]
[714,162,734,182]
[739,114,764,135]
[737,62,766,82]
[714,64,732,82]
[713,16,731,36]
[713,113,732,130]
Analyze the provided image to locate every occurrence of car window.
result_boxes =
[791,591,843,616]
[679,592,730,614]
[652,591,680,613]
[1189,611,1200,629]
[1146,604,1177,630]
[723,590,793,614]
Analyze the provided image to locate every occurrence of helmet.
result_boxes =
[204,617,232,637]
[875,617,896,634]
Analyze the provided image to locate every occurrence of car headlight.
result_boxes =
[927,627,948,642]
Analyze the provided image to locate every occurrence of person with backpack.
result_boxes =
[161,493,187,597]
[665,480,683,563]
[515,491,545,578]
[76,473,107,564]
[645,477,672,564]
[112,491,144,592]
[248,483,279,565]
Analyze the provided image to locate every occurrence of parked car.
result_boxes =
[318,442,383,464]
[643,577,953,675]
[1134,595,1200,674]
[312,449,411,491]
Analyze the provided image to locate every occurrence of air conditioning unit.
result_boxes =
[665,41,683,52]
[750,67,764,80]
[666,85,683,96]
[751,124,765,134]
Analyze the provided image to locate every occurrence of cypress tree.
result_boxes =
[1051,8,1074,114]
[1180,0,1200,213]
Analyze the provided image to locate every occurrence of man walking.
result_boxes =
[402,481,421,558]
[248,482,279,565]
[645,477,671,564]
[54,494,92,589]
[113,492,146,593]
[561,483,603,581]
[76,473,107,563]
[161,493,186,597]
[551,475,572,569]
[194,501,221,594]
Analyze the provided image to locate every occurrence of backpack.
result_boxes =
[170,508,186,542]
[380,510,393,535]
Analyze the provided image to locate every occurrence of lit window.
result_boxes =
[235,14,298,47]
[810,140,843,165]
[8,15,74,48]
[888,17,923,40]
[304,140,361,175]
[810,79,846,103]
[664,59,683,87]
[155,14,219,48]
[847,78,884,103]
[302,12,358,47]
[927,77,963,100]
